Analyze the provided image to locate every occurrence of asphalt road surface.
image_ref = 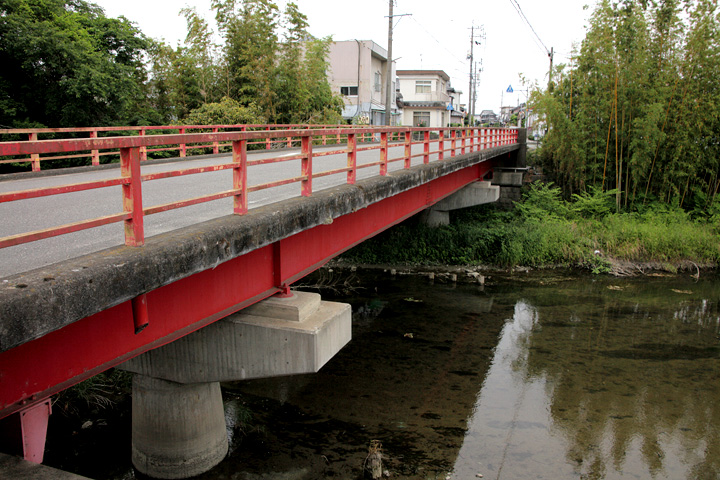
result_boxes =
[0,143,438,278]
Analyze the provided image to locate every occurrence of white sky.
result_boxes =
[92,0,592,113]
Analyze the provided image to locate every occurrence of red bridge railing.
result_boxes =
[0,124,386,171]
[0,125,518,250]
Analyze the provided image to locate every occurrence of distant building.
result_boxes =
[446,86,465,125]
[479,109,498,125]
[499,106,513,124]
[327,40,398,125]
[396,70,452,128]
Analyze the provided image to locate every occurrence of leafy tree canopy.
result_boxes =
[0,0,151,127]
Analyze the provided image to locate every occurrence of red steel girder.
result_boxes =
[0,162,492,419]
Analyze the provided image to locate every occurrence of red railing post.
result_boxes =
[347,133,357,184]
[301,135,313,196]
[438,130,445,161]
[380,132,388,176]
[90,130,100,166]
[266,126,271,150]
[286,135,292,148]
[178,128,186,157]
[423,130,430,164]
[17,398,52,463]
[461,128,467,155]
[404,131,411,169]
[212,127,219,155]
[233,139,248,214]
[121,146,144,246]
[450,129,457,158]
[28,133,40,172]
[139,129,147,162]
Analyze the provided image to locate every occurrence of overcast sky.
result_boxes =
[92,0,592,113]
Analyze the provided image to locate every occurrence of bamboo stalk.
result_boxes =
[602,95,615,192]
[643,74,681,203]
[614,67,619,212]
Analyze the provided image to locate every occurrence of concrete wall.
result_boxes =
[328,40,396,124]
[401,108,448,128]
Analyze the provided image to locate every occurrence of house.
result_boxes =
[446,86,465,125]
[327,40,399,125]
[396,70,452,128]
[499,106,513,125]
[479,109,498,125]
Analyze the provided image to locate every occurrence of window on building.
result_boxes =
[340,86,358,96]
[413,111,431,127]
[415,80,431,94]
[374,72,382,92]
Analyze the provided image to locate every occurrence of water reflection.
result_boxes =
[44,272,720,480]
[217,275,508,479]
[453,275,720,479]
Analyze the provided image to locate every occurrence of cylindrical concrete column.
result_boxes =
[131,374,228,479]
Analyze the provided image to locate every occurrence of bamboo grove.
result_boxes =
[533,0,720,213]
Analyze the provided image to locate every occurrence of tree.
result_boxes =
[0,0,151,127]
[181,96,264,125]
[274,3,343,124]
[214,0,280,120]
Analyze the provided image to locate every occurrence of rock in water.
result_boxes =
[364,440,383,479]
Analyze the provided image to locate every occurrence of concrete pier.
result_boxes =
[131,376,228,479]
[119,291,351,478]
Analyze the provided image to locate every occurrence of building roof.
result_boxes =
[332,40,389,61]
[396,70,450,81]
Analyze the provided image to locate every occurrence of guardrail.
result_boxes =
[0,125,518,250]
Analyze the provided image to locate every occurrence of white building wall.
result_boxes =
[327,40,398,124]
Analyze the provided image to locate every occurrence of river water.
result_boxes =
[45,269,720,479]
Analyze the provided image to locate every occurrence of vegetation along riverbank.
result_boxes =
[340,182,720,276]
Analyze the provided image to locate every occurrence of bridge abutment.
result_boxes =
[118,291,351,478]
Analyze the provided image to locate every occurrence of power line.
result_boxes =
[409,16,468,67]
[507,0,549,55]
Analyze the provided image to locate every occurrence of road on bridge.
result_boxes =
[0,143,439,278]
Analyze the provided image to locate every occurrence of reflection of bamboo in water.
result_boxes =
[519,285,720,478]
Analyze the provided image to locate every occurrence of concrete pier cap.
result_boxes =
[118,290,351,479]
[120,290,351,383]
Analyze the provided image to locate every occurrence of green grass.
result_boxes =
[341,182,720,273]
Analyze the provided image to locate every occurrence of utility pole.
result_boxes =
[467,24,474,126]
[547,46,554,90]
[466,25,485,125]
[473,61,479,123]
[384,0,394,125]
